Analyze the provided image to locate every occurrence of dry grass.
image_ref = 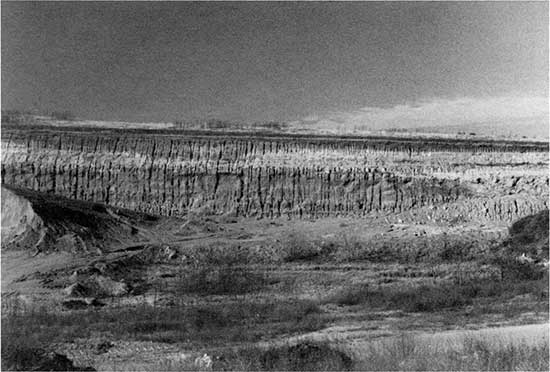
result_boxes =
[355,333,549,371]
[214,340,353,371]
[176,226,534,268]
[1,299,325,351]
[176,265,268,295]
[199,333,549,371]
[272,228,504,265]
[325,277,548,313]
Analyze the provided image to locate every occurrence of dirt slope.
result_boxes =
[1,186,45,250]
[1,185,162,254]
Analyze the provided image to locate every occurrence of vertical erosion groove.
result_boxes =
[0,131,548,221]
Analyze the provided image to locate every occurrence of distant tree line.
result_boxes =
[173,118,287,131]
[1,110,34,125]
[50,110,75,121]
[2,110,76,125]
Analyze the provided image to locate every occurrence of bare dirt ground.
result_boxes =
[1,185,548,370]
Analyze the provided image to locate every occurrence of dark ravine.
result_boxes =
[2,129,548,221]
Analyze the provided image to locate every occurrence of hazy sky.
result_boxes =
[2,1,548,126]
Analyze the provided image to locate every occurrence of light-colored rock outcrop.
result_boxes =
[1,186,46,249]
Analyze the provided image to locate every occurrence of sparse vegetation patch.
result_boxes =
[325,277,548,313]
[1,299,325,349]
[356,334,549,371]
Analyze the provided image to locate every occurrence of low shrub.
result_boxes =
[326,283,472,311]
[216,341,353,371]
[259,341,353,371]
[493,256,546,281]
[1,342,93,371]
[326,277,548,312]
[182,242,252,266]
[177,265,268,295]
[2,344,48,371]
[280,232,324,262]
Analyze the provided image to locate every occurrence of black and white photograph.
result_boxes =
[1,1,549,371]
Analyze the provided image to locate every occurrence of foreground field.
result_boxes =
[2,185,548,371]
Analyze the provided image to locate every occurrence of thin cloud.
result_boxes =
[293,95,549,137]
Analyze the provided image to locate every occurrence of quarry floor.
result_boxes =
[2,212,548,371]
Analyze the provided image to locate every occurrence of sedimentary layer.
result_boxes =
[2,129,548,221]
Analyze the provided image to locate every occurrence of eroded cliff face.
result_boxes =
[2,129,548,222]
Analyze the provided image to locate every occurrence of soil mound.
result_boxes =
[1,185,159,253]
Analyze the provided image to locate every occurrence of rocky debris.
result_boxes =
[68,271,78,282]
[194,353,213,370]
[63,283,91,297]
[516,253,549,269]
[167,352,191,364]
[55,233,87,253]
[94,341,114,355]
[162,245,177,260]
[63,273,129,298]
[136,244,178,263]
[517,253,536,263]
[91,262,109,275]
[92,274,129,296]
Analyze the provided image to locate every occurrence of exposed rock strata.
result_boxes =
[2,130,548,221]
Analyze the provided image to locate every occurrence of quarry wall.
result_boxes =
[2,129,548,221]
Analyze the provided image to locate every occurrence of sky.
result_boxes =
[1,1,548,133]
